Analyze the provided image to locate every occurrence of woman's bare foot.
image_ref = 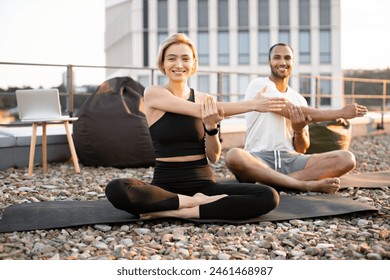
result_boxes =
[140,207,199,220]
[178,193,228,208]
[139,193,228,220]
[193,193,228,205]
[304,178,340,193]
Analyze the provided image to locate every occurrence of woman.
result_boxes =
[105,33,287,220]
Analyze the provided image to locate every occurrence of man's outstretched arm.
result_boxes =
[277,102,368,122]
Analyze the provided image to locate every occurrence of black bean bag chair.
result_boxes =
[306,118,351,154]
[73,76,155,168]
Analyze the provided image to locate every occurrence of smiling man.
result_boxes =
[225,43,368,194]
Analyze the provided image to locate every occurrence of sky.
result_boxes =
[0,0,389,89]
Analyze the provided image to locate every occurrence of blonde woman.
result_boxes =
[105,33,287,220]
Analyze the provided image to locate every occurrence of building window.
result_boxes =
[198,32,209,65]
[143,0,149,66]
[258,31,270,64]
[157,32,168,48]
[238,0,249,65]
[320,30,331,64]
[258,0,269,64]
[178,0,188,33]
[319,0,331,26]
[319,0,331,64]
[198,0,209,65]
[319,74,331,106]
[278,0,290,44]
[299,0,310,64]
[221,75,230,102]
[238,32,250,64]
[279,31,290,44]
[218,0,229,65]
[197,75,210,93]
[198,0,209,28]
[218,0,229,27]
[258,0,269,27]
[138,75,150,88]
[299,0,310,26]
[157,0,168,28]
[238,0,249,27]
[157,0,168,49]
[238,75,250,101]
[218,32,230,65]
[158,75,167,85]
[299,31,310,64]
[299,74,311,105]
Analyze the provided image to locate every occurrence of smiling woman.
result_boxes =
[104,33,287,221]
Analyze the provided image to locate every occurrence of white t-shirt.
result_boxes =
[244,77,308,152]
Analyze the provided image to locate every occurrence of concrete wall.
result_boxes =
[1,113,389,170]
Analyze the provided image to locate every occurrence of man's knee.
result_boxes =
[341,150,356,169]
[225,148,245,169]
[328,150,356,171]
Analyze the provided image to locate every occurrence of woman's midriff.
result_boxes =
[156,154,206,162]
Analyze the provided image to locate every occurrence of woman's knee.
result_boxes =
[105,178,145,214]
[105,178,140,198]
[264,186,280,210]
[246,184,280,213]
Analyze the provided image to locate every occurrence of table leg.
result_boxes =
[64,121,80,173]
[28,123,38,176]
[42,122,47,173]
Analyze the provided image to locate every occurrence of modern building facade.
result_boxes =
[105,0,342,108]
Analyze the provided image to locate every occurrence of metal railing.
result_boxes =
[1,61,389,127]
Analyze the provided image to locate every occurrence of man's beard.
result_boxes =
[271,66,289,79]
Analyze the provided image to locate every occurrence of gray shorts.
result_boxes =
[250,150,311,174]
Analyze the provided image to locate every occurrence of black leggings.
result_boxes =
[105,158,279,220]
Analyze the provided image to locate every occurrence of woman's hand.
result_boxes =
[201,95,225,130]
[201,95,223,163]
[252,86,288,112]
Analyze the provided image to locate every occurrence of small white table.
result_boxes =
[26,118,80,176]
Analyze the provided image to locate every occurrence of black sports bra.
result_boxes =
[149,89,206,158]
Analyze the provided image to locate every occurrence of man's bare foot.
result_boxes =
[304,178,340,193]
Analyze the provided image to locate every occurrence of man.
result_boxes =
[225,43,368,193]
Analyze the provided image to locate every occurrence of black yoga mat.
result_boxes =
[0,194,377,233]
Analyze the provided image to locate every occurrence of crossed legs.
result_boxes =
[225,148,356,193]
[105,178,278,220]
[105,178,227,219]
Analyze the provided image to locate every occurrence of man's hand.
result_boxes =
[289,105,312,133]
[341,103,368,119]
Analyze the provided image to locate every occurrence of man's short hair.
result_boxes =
[268,43,294,60]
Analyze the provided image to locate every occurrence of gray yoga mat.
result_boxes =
[218,170,390,191]
[0,194,377,233]
[340,171,390,189]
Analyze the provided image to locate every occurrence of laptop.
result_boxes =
[15,89,78,122]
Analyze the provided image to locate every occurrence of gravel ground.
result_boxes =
[0,133,389,260]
